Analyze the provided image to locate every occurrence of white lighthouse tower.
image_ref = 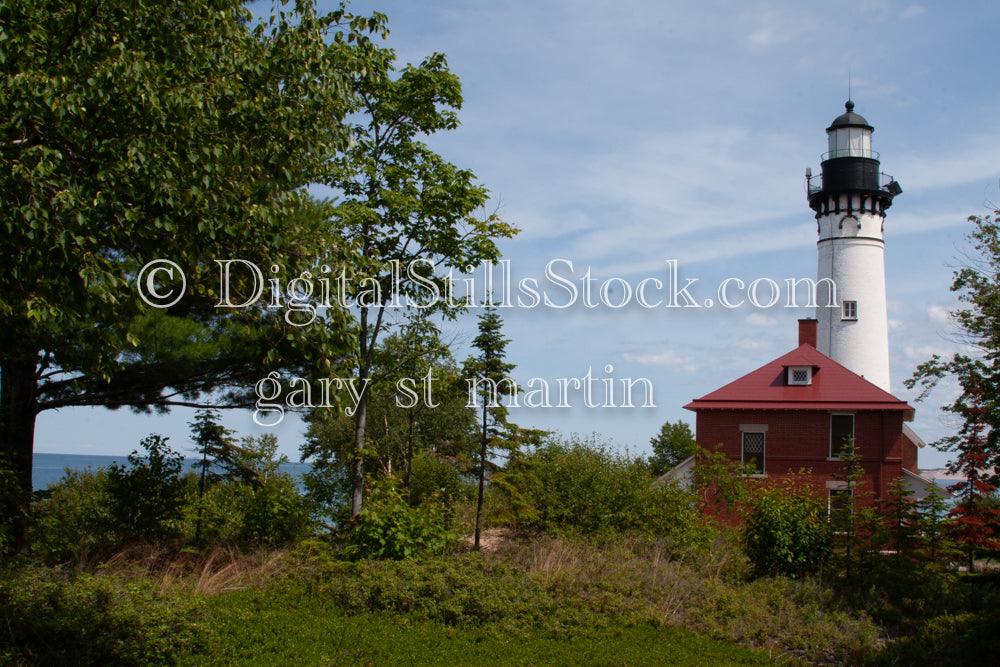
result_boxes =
[806,101,902,392]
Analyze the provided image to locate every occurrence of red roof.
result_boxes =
[684,343,914,419]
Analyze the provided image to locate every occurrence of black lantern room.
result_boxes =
[807,101,901,218]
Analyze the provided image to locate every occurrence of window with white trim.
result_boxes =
[842,300,858,321]
[741,431,765,474]
[787,366,812,385]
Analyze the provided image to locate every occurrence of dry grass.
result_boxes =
[90,543,290,597]
[491,532,879,664]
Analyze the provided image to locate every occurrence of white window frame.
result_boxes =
[842,300,858,321]
[787,366,812,386]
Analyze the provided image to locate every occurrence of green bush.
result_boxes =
[30,468,117,562]
[107,435,186,541]
[742,476,831,578]
[0,566,203,665]
[237,473,315,545]
[408,451,474,506]
[343,476,457,560]
[490,436,706,544]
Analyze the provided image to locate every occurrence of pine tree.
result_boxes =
[463,306,516,550]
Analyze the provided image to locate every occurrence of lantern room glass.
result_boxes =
[828,126,871,159]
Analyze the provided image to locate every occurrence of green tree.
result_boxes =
[828,438,881,578]
[106,434,185,541]
[228,433,313,545]
[300,329,475,517]
[463,306,517,550]
[648,419,698,476]
[189,409,236,541]
[906,211,1000,569]
[0,0,386,551]
[326,48,517,518]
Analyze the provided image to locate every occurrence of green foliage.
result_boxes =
[189,409,237,486]
[906,211,1000,566]
[741,476,832,578]
[185,434,315,547]
[648,419,698,476]
[828,438,883,577]
[327,41,516,518]
[106,435,185,541]
[0,566,203,665]
[29,468,116,562]
[343,477,457,560]
[492,436,705,544]
[235,474,315,547]
[0,455,17,558]
[0,0,383,551]
[182,576,774,666]
[408,451,475,506]
[300,328,476,516]
[463,306,520,549]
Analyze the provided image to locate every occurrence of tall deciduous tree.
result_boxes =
[300,322,476,515]
[464,306,516,550]
[326,49,516,518]
[0,0,385,551]
[906,211,1000,567]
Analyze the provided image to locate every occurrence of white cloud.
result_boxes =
[927,304,952,323]
[623,350,700,373]
[746,312,779,327]
[902,5,926,19]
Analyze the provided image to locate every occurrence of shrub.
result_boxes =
[237,473,316,545]
[343,476,457,560]
[408,451,475,506]
[0,565,203,665]
[106,435,186,541]
[742,476,831,578]
[490,436,706,545]
[30,468,117,562]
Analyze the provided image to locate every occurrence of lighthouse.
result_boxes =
[806,101,902,392]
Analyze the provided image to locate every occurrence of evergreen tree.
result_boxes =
[906,211,1000,569]
[463,306,516,550]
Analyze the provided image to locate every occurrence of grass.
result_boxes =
[5,533,998,665]
[177,584,777,666]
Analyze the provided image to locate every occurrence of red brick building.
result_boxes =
[674,319,932,511]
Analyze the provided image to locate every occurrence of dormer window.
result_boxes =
[787,366,812,386]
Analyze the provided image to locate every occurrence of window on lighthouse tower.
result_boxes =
[842,300,858,321]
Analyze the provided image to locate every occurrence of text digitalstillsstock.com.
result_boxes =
[135,257,840,425]
[137,258,840,321]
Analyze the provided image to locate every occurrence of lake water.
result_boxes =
[32,453,312,491]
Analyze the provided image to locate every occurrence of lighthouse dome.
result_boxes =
[826,100,874,159]
[828,100,873,131]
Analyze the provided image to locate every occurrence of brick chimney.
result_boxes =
[798,318,818,347]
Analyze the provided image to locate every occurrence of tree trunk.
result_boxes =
[474,400,487,551]
[351,363,369,519]
[405,408,414,506]
[0,351,40,554]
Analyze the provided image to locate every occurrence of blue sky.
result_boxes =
[36,0,1000,470]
